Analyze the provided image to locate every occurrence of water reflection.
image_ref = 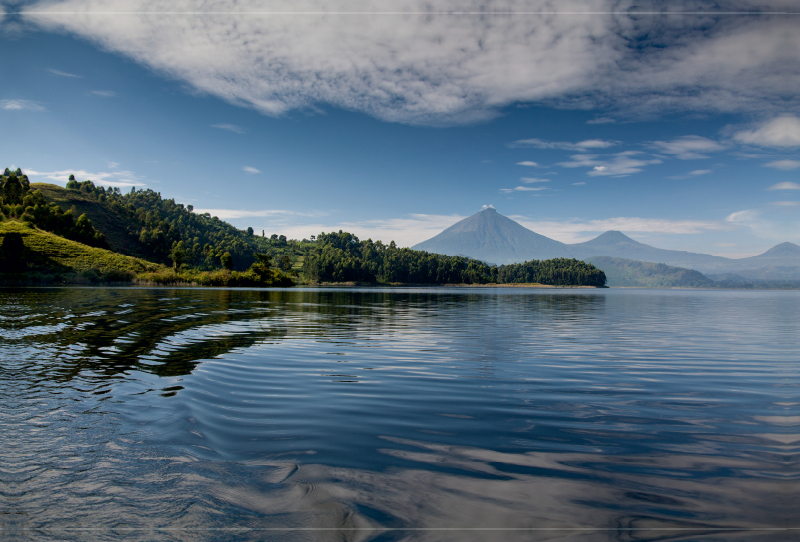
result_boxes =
[1,287,798,541]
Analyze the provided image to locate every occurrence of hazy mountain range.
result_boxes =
[412,208,800,280]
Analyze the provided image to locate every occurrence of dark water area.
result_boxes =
[1,287,798,541]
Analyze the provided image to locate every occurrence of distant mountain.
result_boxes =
[585,256,715,288]
[413,208,800,279]
[568,230,734,271]
[411,207,568,264]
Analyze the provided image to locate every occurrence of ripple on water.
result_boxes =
[0,287,798,541]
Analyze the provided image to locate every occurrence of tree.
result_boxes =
[246,226,254,236]
[170,241,186,270]
[221,251,234,270]
[254,253,272,267]
[281,255,292,271]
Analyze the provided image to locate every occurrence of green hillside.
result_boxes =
[585,256,714,288]
[3,167,603,287]
[0,220,163,282]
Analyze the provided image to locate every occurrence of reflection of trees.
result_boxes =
[1,288,285,381]
[1,287,606,384]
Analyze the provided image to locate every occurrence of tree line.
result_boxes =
[303,230,606,286]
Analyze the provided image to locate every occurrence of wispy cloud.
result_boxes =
[668,168,713,180]
[24,168,146,187]
[573,182,586,186]
[90,90,116,97]
[648,136,725,160]
[768,182,800,190]
[250,213,469,247]
[1,99,45,112]
[512,216,726,244]
[725,207,800,242]
[516,161,539,167]
[48,68,82,78]
[499,186,547,194]
[586,117,615,125]
[509,138,615,151]
[734,116,800,148]
[771,201,799,207]
[242,166,260,174]
[520,177,549,184]
[192,208,319,219]
[763,159,800,171]
[23,1,798,125]
[557,151,661,177]
[212,123,245,134]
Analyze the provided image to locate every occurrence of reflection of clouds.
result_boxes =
[283,437,797,539]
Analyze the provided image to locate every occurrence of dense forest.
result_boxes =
[1,168,606,287]
[303,231,606,286]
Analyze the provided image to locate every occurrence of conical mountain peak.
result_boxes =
[412,208,567,264]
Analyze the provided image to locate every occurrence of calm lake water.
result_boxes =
[1,287,798,541]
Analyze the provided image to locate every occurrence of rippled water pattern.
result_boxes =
[1,287,798,541]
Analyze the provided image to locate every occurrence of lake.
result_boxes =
[1,287,798,541]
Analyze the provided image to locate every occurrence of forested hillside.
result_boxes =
[6,169,605,287]
[38,179,276,271]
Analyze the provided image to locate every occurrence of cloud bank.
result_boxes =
[22,1,800,125]
[24,168,146,187]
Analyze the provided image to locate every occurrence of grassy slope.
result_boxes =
[586,256,714,288]
[31,183,150,258]
[1,220,163,275]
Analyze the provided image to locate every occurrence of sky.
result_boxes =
[2,1,799,257]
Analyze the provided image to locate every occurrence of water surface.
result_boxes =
[1,287,798,541]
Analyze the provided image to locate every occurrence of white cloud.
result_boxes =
[648,136,725,159]
[192,208,317,219]
[1,99,45,111]
[763,160,800,171]
[572,182,586,185]
[586,117,615,125]
[734,116,800,147]
[520,177,549,183]
[212,123,245,134]
[242,166,261,174]
[771,201,799,207]
[509,138,616,151]
[726,209,759,224]
[481,204,494,209]
[23,1,799,125]
[108,161,120,168]
[667,168,713,180]
[516,161,539,167]
[48,68,82,78]
[24,168,146,187]
[512,216,726,244]
[90,90,116,97]
[258,213,470,247]
[557,151,661,177]
[499,186,547,193]
[768,182,800,190]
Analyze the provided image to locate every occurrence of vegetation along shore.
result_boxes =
[0,168,606,288]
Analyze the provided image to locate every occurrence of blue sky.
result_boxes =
[2,1,799,256]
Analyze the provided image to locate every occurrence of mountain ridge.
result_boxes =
[412,208,800,277]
